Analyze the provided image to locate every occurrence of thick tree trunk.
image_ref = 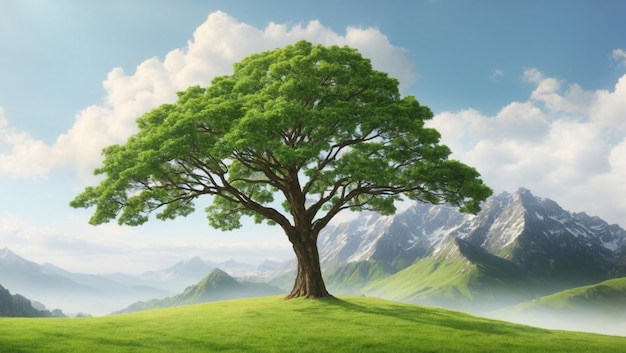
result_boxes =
[285,232,332,299]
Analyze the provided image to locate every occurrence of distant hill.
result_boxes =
[0,247,169,316]
[0,283,64,317]
[115,268,283,314]
[516,276,626,313]
[489,277,626,335]
[0,247,288,316]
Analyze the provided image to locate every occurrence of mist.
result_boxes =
[486,309,626,337]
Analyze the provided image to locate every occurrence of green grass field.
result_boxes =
[1,296,625,353]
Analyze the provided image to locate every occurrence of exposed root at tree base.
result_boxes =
[284,293,336,300]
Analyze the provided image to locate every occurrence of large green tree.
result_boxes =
[71,41,492,299]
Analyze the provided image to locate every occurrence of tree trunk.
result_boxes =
[285,231,332,299]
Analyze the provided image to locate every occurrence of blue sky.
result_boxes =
[1,0,625,273]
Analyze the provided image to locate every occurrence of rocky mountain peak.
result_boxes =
[318,188,626,285]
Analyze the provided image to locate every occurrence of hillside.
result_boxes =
[0,248,169,315]
[0,284,63,318]
[0,247,276,316]
[1,296,625,353]
[362,238,539,312]
[490,277,626,335]
[313,188,626,314]
[115,268,283,313]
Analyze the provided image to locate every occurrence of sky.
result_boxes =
[1,0,625,274]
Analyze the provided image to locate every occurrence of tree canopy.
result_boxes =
[71,40,492,298]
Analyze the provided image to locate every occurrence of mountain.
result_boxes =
[0,248,284,315]
[489,277,626,336]
[136,256,216,292]
[133,257,269,292]
[115,268,283,313]
[312,188,626,312]
[0,248,169,316]
[0,283,65,317]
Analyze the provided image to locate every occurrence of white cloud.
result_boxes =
[0,11,415,182]
[590,74,626,132]
[522,67,544,84]
[613,48,626,67]
[0,107,59,177]
[524,68,593,115]
[430,68,626,225]
[490,69,504,80]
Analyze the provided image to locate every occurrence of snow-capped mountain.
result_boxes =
[318,188,626,285]
[318,203,470,268]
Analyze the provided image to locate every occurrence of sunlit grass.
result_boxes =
[1,296,625,353]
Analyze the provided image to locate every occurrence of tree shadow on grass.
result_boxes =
[297,297,548,337]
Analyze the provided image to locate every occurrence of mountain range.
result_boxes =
[2,187,626,335]
[315,188,626,312]
[0,248,281,316]
[115,268,282,314]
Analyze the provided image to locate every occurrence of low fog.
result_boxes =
[486,310,626,337]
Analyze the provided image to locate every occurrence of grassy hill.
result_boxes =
[364,239,534,312]
[490,277,626,335]
[116,268,283,313]
[510,277,626,312]
[1,296,625,353]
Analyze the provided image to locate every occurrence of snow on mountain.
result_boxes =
[318,203,473,269]
[317,188,626,279]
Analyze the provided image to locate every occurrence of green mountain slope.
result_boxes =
[115,268,282,313]
[1,296,624,353]
[0,283,66,318]
[490,277,626,335]
[0,284,47,317]
[324,260,396,294]
[364,238,535,312]
[519,276,626,312]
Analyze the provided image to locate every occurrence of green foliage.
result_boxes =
[0,296,624,353]
[71,40,491,233]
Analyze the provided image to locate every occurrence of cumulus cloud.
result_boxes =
[0,11,415,182]
[0,108,60,177]
[430,68,626,225]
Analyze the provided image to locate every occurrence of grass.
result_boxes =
[1,296,625,353]
[363,240,543,312]
[505,277,626,314]
[364,248,473,303]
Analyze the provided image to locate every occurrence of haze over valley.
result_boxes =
[2,2,626,347]
[3,188,626,336]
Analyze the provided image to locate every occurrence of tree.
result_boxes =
[71,41,492,299]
